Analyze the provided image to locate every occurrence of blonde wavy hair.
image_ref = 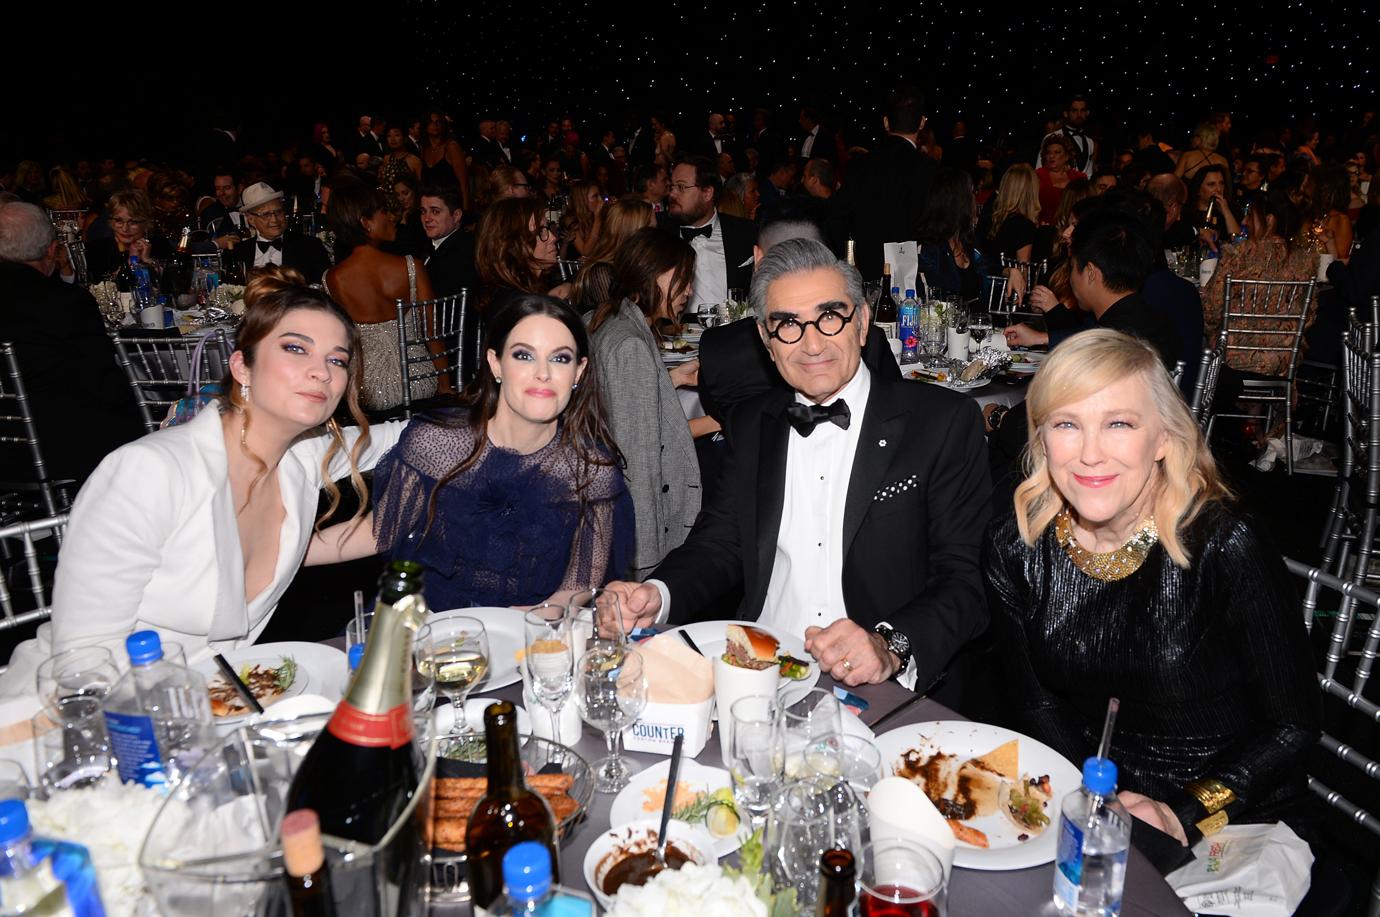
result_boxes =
[988,164,1040,242]
[1013,329,1230,567]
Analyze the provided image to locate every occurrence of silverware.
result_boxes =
[867,693,926,733]
[656,733,685,868]
[213,653,263,715]
[677,630,704,656]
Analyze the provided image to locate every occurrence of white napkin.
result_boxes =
[866,776,956,880]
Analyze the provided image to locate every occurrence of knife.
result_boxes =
[214,653,264,715]
[677,630,705,656]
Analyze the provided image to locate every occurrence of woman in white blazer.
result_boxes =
[0,268,404,695]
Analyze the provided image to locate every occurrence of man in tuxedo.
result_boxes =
[834,84,938,280]
[493,121,515,165]
[632,164,668,212]
[473,119,503,168]
[625,114,656,168]
[418,184,476,298]
[234,183,330,281]
[611,239,990,698]
[0,203,143,487]
[1037,94,1097,176]
[589,127,618,173]
[352,114,384,165]
[692,112,732,160]
[201,171,244,248]
[797,107,837,165]
[750,107,784,176]
[661,155,757,308]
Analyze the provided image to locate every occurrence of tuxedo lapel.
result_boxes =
[751,401,790,614]
[841,382,907,555]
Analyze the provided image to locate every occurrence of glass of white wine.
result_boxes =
[418,613,490,735]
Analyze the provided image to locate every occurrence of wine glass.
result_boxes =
[523,604,574,746]
[919,304,947,369]
[728,695,784,829]
[968,312,993,356]
[780,688,843,780]
[573,646,647,793]
[567,588,625,659]
[859,838,948,916]
[35,647,120,717]
[418,613,488,735]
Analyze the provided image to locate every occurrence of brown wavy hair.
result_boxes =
[475,197,548,310]
[221,265,371,532]
[588,228,694,340]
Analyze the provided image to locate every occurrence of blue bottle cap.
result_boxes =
[0,799,30,845]
[905,289,916,298]
[126,630,164,666]
[347,644,365,671]
[1082,756,1118,795]
[502,841,552,902]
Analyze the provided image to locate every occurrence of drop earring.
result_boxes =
[240,382,250,401]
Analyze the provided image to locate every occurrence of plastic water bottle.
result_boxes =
[0,799,104,916]
[487,842,594,917]
[898,289,920,363]
[101,631,213,791]
[1053,757,1130,916]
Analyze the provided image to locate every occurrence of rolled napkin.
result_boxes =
[867,776,957,880]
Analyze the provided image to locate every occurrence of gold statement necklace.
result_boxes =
[1055,509,1159,581]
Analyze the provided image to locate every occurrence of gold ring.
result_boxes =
[842,659,853,671]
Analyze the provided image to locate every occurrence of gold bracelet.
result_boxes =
[1195,810,1229,837]
[1185,778,1237,815]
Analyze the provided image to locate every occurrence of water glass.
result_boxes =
[418,614,489,735]
[919,304,947,368]
[523,605,574,747]
[35,647,120,716]
[567,588,625,659]
[780,689,842,779]
[859,838,948,916]
[802,733,884,792]
[573,646,647,793]
[33,696,112,796]
[766,778,865,912]
[729,695,783,828]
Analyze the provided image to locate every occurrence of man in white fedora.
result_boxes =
[233,182,330,280]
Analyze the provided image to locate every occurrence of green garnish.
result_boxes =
[275,656,297,690]
[726,830,798,917]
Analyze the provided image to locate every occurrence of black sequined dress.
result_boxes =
[982,502,1320,845]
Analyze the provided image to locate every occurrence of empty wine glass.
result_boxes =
[780,688,843,780]
[418,613,488,735]
[574,646,647,793]
[567,588,625,659]
[35,647,120,717]
[729,695,783,829]
[523,604,574,746]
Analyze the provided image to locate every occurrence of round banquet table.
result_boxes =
[447,664,1190,916]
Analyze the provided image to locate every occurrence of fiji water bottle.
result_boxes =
[101,631,213,791]
[488,842,594,916]
[1053,757,1131,916]
[0,799,104,916]
[899,290,920,363]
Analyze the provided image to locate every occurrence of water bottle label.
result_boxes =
[103,711,168,788]
[1053,815,1084,906]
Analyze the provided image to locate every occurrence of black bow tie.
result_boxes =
[1065,127,1086,138]
[257,239,283,253]
[786,399,851,437]
[680,224,712,241]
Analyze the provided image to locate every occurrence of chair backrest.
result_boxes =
[1219,276,1318,380]
[395,291,470,417]
[999,255,1048,295]
[1169,360,1186,388]
[1190,337,1226,429]
[1286,558,1380,840]
[1341,320,1380,507]
[0,513,67,633]
[556,259,582,282]
[111,330,233,432]
[0,343,64,516]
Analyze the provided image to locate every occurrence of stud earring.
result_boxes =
[572,382,579,391]
[495,377,502,385]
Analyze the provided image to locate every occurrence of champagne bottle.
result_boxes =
[874,264,899,340]
[285,561,429,846]
[465,701,559,916]
[816,848,857,916]
[282,809,337,917]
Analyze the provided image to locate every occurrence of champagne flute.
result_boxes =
[573,646,647,793]
[418,613,489,735]
[729,695,783,829]
[567,587,626,659]
[523,604,574,746]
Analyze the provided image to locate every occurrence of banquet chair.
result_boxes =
[1204,277,1318,474]
[110,330,233,432]
[0,343,70,519]
[0,513,67,636]
[999,255,1048,300]
[1189,338,1226,430]
[395,291,469,419]
[1319,321,1380,591]
[1286,558,1380,913]
[556,259,582,282]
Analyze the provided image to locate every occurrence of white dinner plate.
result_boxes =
[873,720,1081,871]
[659,620,820,709]
[608,758,748,858]
[434,606,527,693]
[1007,362,1039,374]
[195,642,343,729]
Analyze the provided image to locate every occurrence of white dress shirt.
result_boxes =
[253,236,284,268]
[686,210,727,309]
[801,125,820,159]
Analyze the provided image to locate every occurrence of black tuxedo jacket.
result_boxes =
[801,126,838,164]
[752,128,785,174]
[423,231,477,299]
[698,317,901,423]
[200,202,243,237]
[472,136,504,168]
[834,135,937,279]
[352,131,383,160]
[234,234,331,282]
[656,211,757,292]
[653,372,991,694]
[0,264,144,486]
[625,127,656,167]
[692,132,733,160]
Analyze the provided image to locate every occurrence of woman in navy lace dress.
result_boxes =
[317,294,634,608]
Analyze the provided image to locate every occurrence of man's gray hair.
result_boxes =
[749,237,863,323]
[0,203,56,264]
[757,217,822,253]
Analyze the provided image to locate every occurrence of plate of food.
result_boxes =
[1007,351,1046,374]
[433,606,526,693]
[608,758,747,858]
[873,720,1080,870]
[660,621,819,707]
[195,642,344,724]
[906,368,993,390]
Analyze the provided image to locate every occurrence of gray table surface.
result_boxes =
[459,668,1189,916]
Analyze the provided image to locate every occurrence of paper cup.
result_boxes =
[712,655,780,766]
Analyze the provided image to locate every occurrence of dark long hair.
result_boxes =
[916,166,976,250]
[221,265,370,530]
[422,294,623,534]
[475,197,549,311]
[327,180,388,262]
[589,227,694,339]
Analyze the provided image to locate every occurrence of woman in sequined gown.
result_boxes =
[982,329,1319,869]
[323,183,451,412]
[313,295,634,608]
